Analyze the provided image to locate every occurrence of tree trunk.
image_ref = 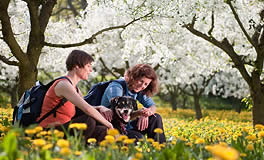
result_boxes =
[251,87,264,125]
[17,62,38,98]
[193,95,202,120]
[170,96,177,111]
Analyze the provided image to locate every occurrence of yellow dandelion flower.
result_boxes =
[124,138,135,144]
[87,138,97,144]
[146,138,154,143]
[195,138,205,144]
[219,142,228,147]
[39,131,48,136]
[74,151,82,156]
[135,146,143,152]
[57,139,70,148]
[52,158,63,160]
[206,144,239,160]
[246,134,257,141]
[135,152,143,159]
[25,129,36,135]
[78,123,87,130]
[258,131,264,139]
[107,128,120,136]
[33,139,46,147]
[255,124,264,130]
[60,147,71,155]
[69,123,77,129]
[185,142,192,147]
[99,140,108,147]
[121,146,129,152]
[154,128,163,134]
[240,153,247,157]
[105,135,115,144]
[42,143,53,150]
[116,135,128,142]
[247,143,254,151]
[34,126,43,132]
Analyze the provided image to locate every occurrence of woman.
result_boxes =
[100,64,166,143]
[37,50,113,142]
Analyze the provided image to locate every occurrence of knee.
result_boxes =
[84,116,96,128]
[151,113,162,122]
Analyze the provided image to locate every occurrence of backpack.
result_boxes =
[74,79,126,118]
[13,76,72,127]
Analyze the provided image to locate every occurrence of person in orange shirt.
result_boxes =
[37,50,113,142]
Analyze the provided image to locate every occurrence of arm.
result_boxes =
[55,80,113,129]
[98,83,124,121]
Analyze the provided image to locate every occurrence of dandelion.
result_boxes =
[57,139,70,148]
[246,134,257,141]
[87,138,97,144]
[258,131,264,138]
[195,138,205,144]
[116,135,128,142]
[25,129,36,135]
[240,153,247,157]
[34,126,43,132]
[135,152,143,159]
[74,151,82,156]
[154,128,163,134]
[121,146,128,152]
[60,147,71,155]
[146,138,154,143]
[42,143,53,150]
[105,135,115,144]
[107,128,120,136]
[246,143,254,151]
[205,144,239,160]
[124,138,135,144]
[99,140,108,147]
[33,139,46,147]
[255,124,264,130]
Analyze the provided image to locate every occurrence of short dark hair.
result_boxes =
[125,64,159,96]
[66,50,94,71]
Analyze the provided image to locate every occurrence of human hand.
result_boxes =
[140,108,155,117]
[98,106,113,122]
[106,122,114,129]
[137,116,149,131]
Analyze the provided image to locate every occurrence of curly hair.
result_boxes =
[125,64,159,97]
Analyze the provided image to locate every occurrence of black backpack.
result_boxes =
[74,79,126,118]
[13,76,72,127]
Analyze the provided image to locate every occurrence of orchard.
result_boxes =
[1,0,264,159]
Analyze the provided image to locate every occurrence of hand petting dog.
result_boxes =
[97,106,113,122]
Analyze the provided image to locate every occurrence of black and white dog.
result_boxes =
[110,96,138,134]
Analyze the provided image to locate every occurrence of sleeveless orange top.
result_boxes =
[37,78,75,128]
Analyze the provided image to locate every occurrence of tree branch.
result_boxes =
[183,17,252,86]
[44,11,154,48]
[0,0,26,62]
[208,10,214,36]
[39,0,57,33]
[226,0,256,48]
[0,54,19,66]
[98,57,120,79]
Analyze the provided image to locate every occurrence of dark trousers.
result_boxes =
[56,114,107,143]
[128,113,166,144]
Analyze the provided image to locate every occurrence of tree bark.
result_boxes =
[193,95,202,120]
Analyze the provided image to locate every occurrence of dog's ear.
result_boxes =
[110,96,120,107]
[131,99,138,111]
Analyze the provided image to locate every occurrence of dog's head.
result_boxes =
[110,96,138,123]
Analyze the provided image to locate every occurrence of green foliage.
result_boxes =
[0,131,19,160]
[241,95,253,110]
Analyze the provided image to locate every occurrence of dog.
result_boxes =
[110,96,138,134]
